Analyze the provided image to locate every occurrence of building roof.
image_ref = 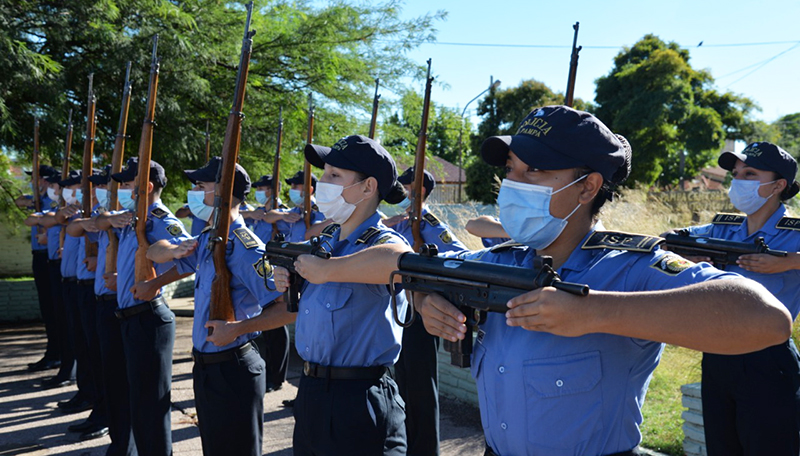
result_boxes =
[400,155,466,184]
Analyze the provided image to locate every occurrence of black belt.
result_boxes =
[62,276,77,283]
[32,250,48,256]
[96,294,118,302]
[192,341,255,366]
[114,296,167,320]
[485,445,640,456]
[47,259,61,265]
[303,362,388,380]
[77,279,95,286]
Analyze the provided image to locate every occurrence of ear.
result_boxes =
[362,176,379,199]
[147,181,154,194]
[772,178,788,196]
[577,172,604,205]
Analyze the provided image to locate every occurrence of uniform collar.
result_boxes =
[558,221,607,274]
[738,204,786,238]
[343,211,383,245]
[148,200,164,211]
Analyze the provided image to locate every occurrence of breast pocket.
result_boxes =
[523,351,604,454]
[314,284,354,343]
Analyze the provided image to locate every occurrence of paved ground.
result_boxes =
[0,298,486,455]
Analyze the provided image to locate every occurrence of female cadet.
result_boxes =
[205,134,413,456]
[672,142,800,456]
[415,106,792,456]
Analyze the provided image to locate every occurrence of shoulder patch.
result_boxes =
[233,227,259,249]
[373,235,394,246]
[311,204,319,212]
[201,225,213,234]
[581,231,663,253]
[776,217,800,231]
[423,212,440,227]
[489,240,525,253]
[650,252,695,276]
[151,207,168,219]
[279,203,289,210]
[438,229,453,244]
[356,226,382,245]
[50,201,58,208]
[712,213,745,225]
[320,223,340,238]
[252,257,273,279]
[166,223,183,236]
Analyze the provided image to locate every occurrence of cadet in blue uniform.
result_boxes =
[205,135,413,455]
[175,203,207,237]
[148,157,282,456]
[278,170,325,241]
[672,142,800,456]
[415,106,792,456]
[387,166,467,456]
[97,157,190,456]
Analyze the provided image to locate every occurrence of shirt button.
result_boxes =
[305,346,309,352]
[326,303,331,308]
[500,422,507,430]
[304,309,309,315]
[556,379,564,387]
[498,366,505,374]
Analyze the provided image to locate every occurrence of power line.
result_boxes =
[724,41,800,87]
[377,39,800,50]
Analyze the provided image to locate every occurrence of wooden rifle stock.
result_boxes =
[368,78,380,139]
[82,73,98,259]
[105,62,133,274]
[208,1,256,325]
[303,93,314,230]
[134,36,160,284]
[411,59,433,252]
[59,111,73,250]
[564,22,581,108]
[204,120,211,162]
[271,107,283,239]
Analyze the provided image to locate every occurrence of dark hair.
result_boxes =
[575,134,632,217]
[353,170,406,205]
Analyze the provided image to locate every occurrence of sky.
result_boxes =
[390,0,800,128]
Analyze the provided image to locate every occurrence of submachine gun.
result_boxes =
[663,229,787,270]
[390,244,589,368]
[264,238,331,312]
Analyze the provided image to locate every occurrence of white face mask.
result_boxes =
[47,187,59,202]
[728,179,777,215]
[315,180,366,224]
[62,188,78,205]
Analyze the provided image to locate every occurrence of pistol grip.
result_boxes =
[286,273,301,312]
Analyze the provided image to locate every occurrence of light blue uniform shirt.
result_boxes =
[444,226,736,456]
[60,215,81,278]
[175,216,281,352]
[116,202,189,309]
[40,207,62,260]
[393,206,468,253]
[94,226,117,297]
[29,194,53,251]
[76,204,102,281]
[683,205,800,319]
[275,206,324,242]
[295,211,409,367]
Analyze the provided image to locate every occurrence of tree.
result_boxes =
[773,113,800,158]
[594,34,757,187]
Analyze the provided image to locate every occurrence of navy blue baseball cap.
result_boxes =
[284,170,317,190]
[304,135,405,204]
[44,172,63,184]
[253,174,273,188]
[481,105,628,183]
[398,166,435,196]
[58,170,82,187]
[89,165,111,185]
[111,157,167,187]
[719,142,799,198]
[26,164,58,177]
[183,156,251,200]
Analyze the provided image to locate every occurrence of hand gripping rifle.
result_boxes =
[264,238,331,312]
[105,62,133,275]
[59,111,74,250]
[81,73,98,259]
[411,59,433,252]
[303,93,314,230]
[207,2,256,331]
[390,244,589,367]
[663,229,787,270]
[271,107,283,239]
[368,78,380,139]
[564,22,581,108]
[134,36,160,284]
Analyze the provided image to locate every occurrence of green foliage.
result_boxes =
[595,34,757,187]
[773,113,800,158]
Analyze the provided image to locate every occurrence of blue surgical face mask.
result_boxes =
[497,175,586,250]
[187,190,214,221]
[96,188,109,208]
[289,188,303,206]
[255,190,269,206]
[75,189,83,205]
[728,179,776,215]
[396,196,412,210]
[117,189,136,211]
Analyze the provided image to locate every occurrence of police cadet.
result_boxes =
[205,135,412,455]
[96,157,190,456]
[147,157,282,456]
[282,170,326,241]
[18,164,60,371]
[386,166,467,456]
[671,142,800,456]
[175,200,208,237]
[415,106,792,456]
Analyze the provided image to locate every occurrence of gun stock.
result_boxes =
[82,73,98,259]
[303,93,314,229]
[368,78,380,139]
[264,238,331,312]
[564,22,581,108]
[208,1,256,326]
[271,107,283,239]
[106,62,133,274]
[59,110,74,250]
[411,59,433,252]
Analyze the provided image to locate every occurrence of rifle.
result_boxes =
[264,238,331,312]
[663,230,787,270]
[105,62,133,275]
[208,1,256,328]
[134,35,160,284]
[390,244,589,367]
[303,93,314,229]
[32,118,41,214]
[368,78,380,139]
[411,59,433,252]
[271,107,283,239]
[81,73,98,259]
[59,110,74,250]
[204,119,211,163]
[564,22,581,108]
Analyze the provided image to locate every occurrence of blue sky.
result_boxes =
[393,0,800,127]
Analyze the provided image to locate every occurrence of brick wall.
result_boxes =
[0,280,41,322]
[0,225,35,277]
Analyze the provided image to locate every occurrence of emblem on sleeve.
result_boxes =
[166,223,183,236]
[650,253,695,276]
[151,207,168,219]
[373,235,394,246]
[50,201,58,208]
[233,227,259,249]
[252,257,273,279]
[438,230,453,244]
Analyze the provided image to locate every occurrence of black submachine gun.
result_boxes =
[664,229,787,270]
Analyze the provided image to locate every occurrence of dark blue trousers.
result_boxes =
[394,314,440,456]
[119,302,175,456]
[255,326,289,388]
[78,283,106,424]
[48,261,75,382]
[32,250,58,361]
[193,345,265,456]
[64,278,95,400]
[702,339,800,456]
